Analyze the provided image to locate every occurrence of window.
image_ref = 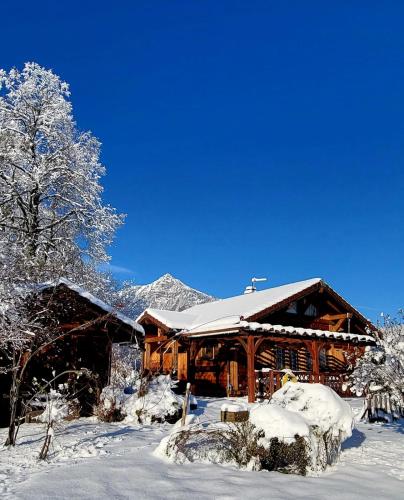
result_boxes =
[304,304,317,317]
[286,301,298,314]
[306,350,312,371]
[290,350,298,371]
[276,347,285,370]
[319,349,328,370]
[200,345,215,361]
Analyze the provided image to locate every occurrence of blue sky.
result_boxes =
[2,1,404,320]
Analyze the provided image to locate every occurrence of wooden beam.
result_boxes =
[321,313,352,321]
[309,340,320,382]
[330,317,346,332]
[234,335,247,352]
[326,300,341,313]
[254,337,267,354]
[145,336,168,343]
[247,335,256,403]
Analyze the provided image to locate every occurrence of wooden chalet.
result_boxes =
[138,278,376,402]
[0,278,144,426]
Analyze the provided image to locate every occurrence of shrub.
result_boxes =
[158,420,310,474]
[261,436,309,476]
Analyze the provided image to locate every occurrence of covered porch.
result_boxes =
[182,322,375,402]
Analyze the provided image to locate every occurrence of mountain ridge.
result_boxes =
[118,273,216,318]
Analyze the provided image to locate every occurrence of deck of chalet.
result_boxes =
[138,278,376,402]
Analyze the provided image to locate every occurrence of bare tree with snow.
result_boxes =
[0,62,125,445]
[0,62,123,283]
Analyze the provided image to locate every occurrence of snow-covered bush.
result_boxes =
[36,389,72,460]
[96,344,141,422]
[37,389,70,424]
[348,313,404,420]
[270,382,354,469]
[157,382,353,475]
[156,417,310,474]
[156,420,262,469]
[98,375,183,424]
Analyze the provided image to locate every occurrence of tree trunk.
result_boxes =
[5,370,20,446]
[39,421,53,460]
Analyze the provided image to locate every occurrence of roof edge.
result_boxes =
[40,278,144,335]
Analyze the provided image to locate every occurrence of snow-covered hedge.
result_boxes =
[99,375,183,424]
[156,382,354,475]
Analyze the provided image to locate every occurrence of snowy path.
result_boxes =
[0,398,403,499]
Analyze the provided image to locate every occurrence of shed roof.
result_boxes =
[40,278,145,335]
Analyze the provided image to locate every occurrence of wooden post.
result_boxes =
[181,382,191,426]
[188,341,199,393]
[269,370,274,397]
[144,342,151,371]
[247,335,256,403]
[157,328,163,369]
[172,340,178,374]
[311,341,320,382]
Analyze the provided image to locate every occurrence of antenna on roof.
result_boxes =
[244,277,268,294]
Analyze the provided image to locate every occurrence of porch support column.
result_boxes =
[311,340,320,382]
[172,340,178,374]
[247,334,256,403]
[188,340,200,394]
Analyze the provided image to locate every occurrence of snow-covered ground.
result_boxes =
[0,398,403,499]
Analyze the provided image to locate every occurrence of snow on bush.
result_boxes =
[124,375,183,424]
[97,344,142,422]
[154,420,261,469]
[155,417,310,474]
[37,390,69,424]
[271,382,353,440]
[99,375,183,424]
[249,404,310,445]
[156,382,354,475]
[269,382,354,470]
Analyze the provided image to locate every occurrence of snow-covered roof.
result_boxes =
[184,278,322,327]
[138,278,323,331]
[137,278,376,341]
[137,308,198,331]
[40,278,144,335]
[184,320,375,344]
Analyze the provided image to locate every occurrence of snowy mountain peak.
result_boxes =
[151,273,178,286]
[118,274,216,318]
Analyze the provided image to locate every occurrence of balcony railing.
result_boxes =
[255,369,350,398]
